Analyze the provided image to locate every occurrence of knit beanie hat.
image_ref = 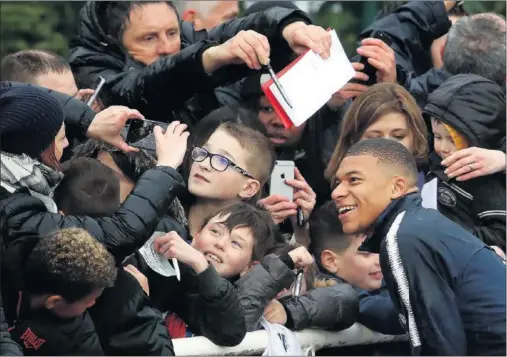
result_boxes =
[0,85,64,159]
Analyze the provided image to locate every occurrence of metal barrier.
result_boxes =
[173,323,408,356]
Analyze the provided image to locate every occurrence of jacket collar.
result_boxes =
[360,193,422,254]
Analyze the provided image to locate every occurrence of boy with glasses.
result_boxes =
[186,121,276,236]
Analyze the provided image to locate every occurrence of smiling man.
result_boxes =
[331,138,506,356]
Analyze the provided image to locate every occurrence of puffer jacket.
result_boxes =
[236,254,358,332]
[126,253,246,347]
[69,2,311,126]
[0,165,185,264]
[423,74,506,250]
[89,268,174,356]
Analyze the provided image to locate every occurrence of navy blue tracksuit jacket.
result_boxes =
[361,193,506,356]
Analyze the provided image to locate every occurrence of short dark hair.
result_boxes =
[444,14,506,86]
[26,228,117,303]
[53,158,120,217]
[73,139,156,183]
[201,202,278,261]
[309,201,351,271]
[345,138,419,184]
[0,50,71,83]
[99,1,179,41]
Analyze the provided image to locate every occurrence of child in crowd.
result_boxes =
[240,242,358,333]
[52,157,174,355]
[127,202,280,345]
[309,201,404,336]
[424,74,506,251]
[184,119,276,236]
[4,228,116,356]
[53,157,120,217]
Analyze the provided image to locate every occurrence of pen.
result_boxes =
[172,258,180,281]
[266,63,293,109]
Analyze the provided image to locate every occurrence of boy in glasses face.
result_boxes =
[187,122,275,236]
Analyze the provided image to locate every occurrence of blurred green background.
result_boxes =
[1,1,505,60]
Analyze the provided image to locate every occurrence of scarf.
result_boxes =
[0,152,62,213]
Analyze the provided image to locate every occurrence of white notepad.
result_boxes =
[268,30,355,127]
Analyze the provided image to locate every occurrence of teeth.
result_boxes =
[206,253,221,263]
[339,206,356,214]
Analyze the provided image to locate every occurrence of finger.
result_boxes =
[354,71,370,82]
[351,62,365,71]
[153,125,164,142]
[294,167,306,182]
[441,148,472,167]
[259,195,290,206]
[368,57,388,72]
[456,170,483,182]
[343,83,370,92]
[444,156,477,178]
[357,45,383,58]
[248,31,270,65]
[361,38,393,53]
[285,178,308,191]
[273,209,298,221]
[270,201,298,213]
[124,109,145,121]
[294,190,313,202]
[237,38,260,69]
[173,123,188,136]
[165,120,180,135]
[113,139,140,154]
[295,198,314,212]
[294,31,325,58]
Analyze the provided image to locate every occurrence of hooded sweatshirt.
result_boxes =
[423,74,506,250]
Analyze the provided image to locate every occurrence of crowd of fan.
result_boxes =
[0,1,505,356]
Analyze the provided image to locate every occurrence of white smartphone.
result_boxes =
[269,160,295,201]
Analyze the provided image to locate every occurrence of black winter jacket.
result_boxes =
[362,193,506,356]
[0,166,185,264]
[424,74,506,250]
[126,253,246,347]
[358,1,453,109]
[360,1,451,77]
[236,254,358,332]
[89,268,174,356]
[0,300,23,356]
[69,2,311,126]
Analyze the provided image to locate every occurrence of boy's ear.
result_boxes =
[389,176,409,199]
[321,249,340,274]
[238,179,261,200]
[45,295,65,310]
[58,210,65,216]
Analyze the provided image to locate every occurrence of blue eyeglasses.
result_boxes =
[191,146,255,179]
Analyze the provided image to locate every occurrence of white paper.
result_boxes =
[138,232,178,277]
[269,30,355,127]
[421,178,438,210]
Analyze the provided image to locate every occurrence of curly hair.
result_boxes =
[26,228,117,302]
